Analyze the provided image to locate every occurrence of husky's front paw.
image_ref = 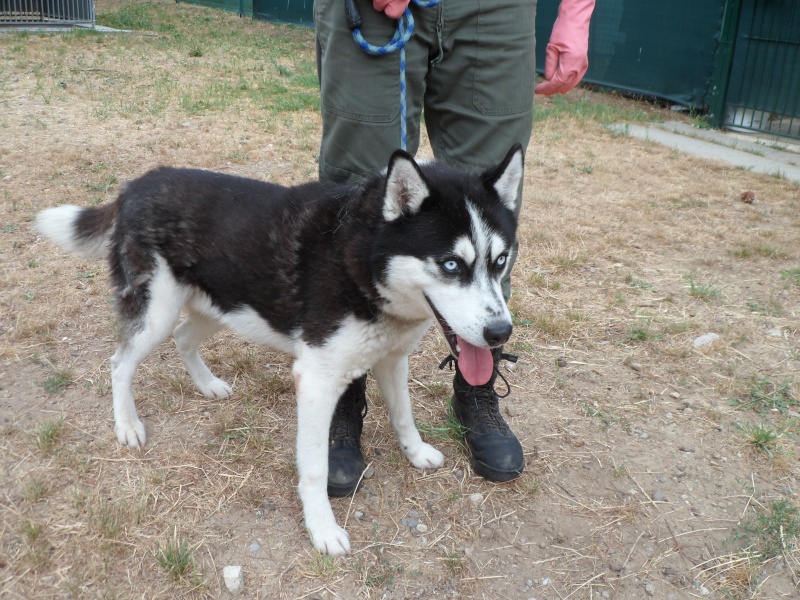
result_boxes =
[406,442,445,470]
[196,376,232,399]
[115,418,147,448]
[307,521,351,556]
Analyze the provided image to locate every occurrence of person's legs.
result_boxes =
[315,0,431,184]
[425,0,536,297]
[315,0,435,495]
[424,0,537,481]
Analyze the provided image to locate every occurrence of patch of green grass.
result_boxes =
[688,277,719,301]
[83,170,118,193]
[305,553,339,580]
[627,324,663,342]
[22,518,44,542]
[510,308,535,327]
[582,403,630,431]
[534,93,653,125]
[90,497,145,539]
[528,273,561,290]
[96,2,171,32]
[735,421,786,458]
[417,410,468,448]
[780,268,800,285]
[729,375,797,414]
[729,498,800,560]
[626,275,653,289]
[156,539,198,582]
[732,246,753,258]
[732,245,782,259]
[21,478,51,502]
[364,557,404,587]
[31,417,65,454]
[443,549,465,575]
[42,369,75,395]
[76,269,98,280]
[611,464,628,477]
[1,223,19,233]
[671,197,709,210]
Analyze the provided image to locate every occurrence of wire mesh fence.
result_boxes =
[0,0,94,26]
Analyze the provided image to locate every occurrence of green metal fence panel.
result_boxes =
[253,0,312,26]
[724,0,800,138]
[536,0,726,108]
[176,0,253,18]
[176,0,310,25]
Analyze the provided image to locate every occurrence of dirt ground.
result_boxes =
[1,2,800,599]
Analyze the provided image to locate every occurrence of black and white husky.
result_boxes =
[36,145,523,555]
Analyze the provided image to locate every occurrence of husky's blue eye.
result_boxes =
[441,260,459,274]
[495,255,507,268]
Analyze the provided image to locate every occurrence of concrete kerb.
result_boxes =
[608,121,800,183]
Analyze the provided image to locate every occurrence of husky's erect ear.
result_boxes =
[383,150,431,221]
[482,144,524,213]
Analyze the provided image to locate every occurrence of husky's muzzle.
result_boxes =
[424,296,511,386]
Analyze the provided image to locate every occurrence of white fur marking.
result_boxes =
[36,205,109,259]
[453,235,476,266]
[112,256,188,448]
[383,156,430,221]
[493,149,524,213]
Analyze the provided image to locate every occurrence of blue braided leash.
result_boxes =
[348,0,441,151]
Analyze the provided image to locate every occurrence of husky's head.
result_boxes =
[374,145,523,387]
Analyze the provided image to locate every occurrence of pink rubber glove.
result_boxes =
[535,0,595,96]
[374,0,411,19]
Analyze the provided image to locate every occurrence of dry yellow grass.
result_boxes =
[1,1,800,598]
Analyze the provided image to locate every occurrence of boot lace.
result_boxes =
[440,352,518,433]
[329,391,368,445]
[438,352,517,399]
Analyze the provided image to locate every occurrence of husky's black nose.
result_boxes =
[483,321,512,347]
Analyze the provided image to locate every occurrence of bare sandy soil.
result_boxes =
[1,2,799,598]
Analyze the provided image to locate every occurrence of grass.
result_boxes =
[626,322,664,342]
[21,478,51,502]
[626,275,653,289]
[729,375,797,414]
[731,245,783,259]
[41,370,75,395]
[780,267,800,285]
[364,556,404,588]
[304,553,339,580]
[443,548,465,575]
[30,417,65,454]
[417,410,468,449]
[3,1,800,597]
[729,498,800,560]
[156,538,199,583]
[735,420,792,458]
[688,277,720,300]
[582,403,630,431]
[534,93,654,125]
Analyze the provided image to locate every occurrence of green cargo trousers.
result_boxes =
[314,0,536,299]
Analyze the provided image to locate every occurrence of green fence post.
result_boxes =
[706,0,743,128]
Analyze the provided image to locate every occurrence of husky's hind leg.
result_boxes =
[173,308,231,399]
[112,259,186,448]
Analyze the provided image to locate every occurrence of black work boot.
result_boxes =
[327,374,368,497]
[449,348,524,482]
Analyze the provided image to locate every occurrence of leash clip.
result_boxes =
[344,0,362,31]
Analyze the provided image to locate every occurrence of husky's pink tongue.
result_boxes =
[456,336,494,386]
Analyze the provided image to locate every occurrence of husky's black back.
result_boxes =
[106,168,384,342]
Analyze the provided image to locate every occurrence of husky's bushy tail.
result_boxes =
[36,202,119,259]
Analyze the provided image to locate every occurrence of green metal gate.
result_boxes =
[723,0,800,138]
[252,0,312,26]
